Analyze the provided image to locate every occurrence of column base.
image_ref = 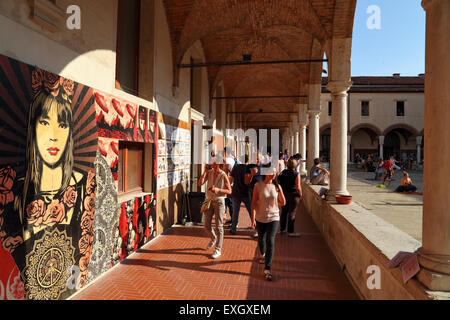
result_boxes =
[326,189,350,201]
[417,248,450,291]
[417,268,450,292]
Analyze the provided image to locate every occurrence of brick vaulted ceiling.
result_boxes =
[163,0,357,127]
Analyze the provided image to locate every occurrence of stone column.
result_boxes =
[416,0,450,291]
[298,103,308,172]
[416,136,422,165]
[299,124,307,172]
[289,133,295,156]
[347,135,352,163]
[307,110,320,175]
[379,135,385,160]
[294,130,299,155]
[327,81,352,197]
[291,115,299,155]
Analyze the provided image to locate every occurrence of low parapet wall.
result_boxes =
[301,183,433,300]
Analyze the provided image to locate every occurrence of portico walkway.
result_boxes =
[70,204,358,300]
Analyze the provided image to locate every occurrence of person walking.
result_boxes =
[277,158,302,237]
[374,158,383,181]
[198,157,231,259]
[382,157,395,187]
[251,166,286,281]
[277,152,285,175]
[245,152,263,238]
[229,155,251,235]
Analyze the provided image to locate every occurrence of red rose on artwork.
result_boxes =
[43,71,61,96]
[42,200,65,227]
[62,78,74,98]
[80,211,94,235]
[2,236,23,253]
[86,170,96,195]
[0,166,16,208]
[31,68,44,95]
[26,199,46,227]
[78,233,93,256]
[63,186,77,208]
[78,253,91,287]
[84,193,96,213]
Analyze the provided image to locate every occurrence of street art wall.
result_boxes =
[93,89,158,265]
[0,54,158,300]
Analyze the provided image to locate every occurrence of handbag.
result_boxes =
[200,171,224,213]
[200,198,211,213]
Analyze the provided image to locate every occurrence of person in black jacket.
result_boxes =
[277,158,303,237]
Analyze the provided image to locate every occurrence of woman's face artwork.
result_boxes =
[35,102,70,166]
[139,115,145,131]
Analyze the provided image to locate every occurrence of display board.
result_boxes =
[157,123,190,190]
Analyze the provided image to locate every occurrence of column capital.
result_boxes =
[416,135,423,145]
[326,80,353,94]
[379,135,385,144]
[307,109,321,116]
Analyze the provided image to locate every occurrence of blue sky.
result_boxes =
[350,0,425,76]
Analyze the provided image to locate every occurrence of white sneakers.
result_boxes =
[207,239,221,258]
[211,249,221,259]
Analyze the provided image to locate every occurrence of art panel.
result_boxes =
[94,91,157,144]
[0,53,159,300]
[112,194,156,264]
[86,150,119,285]
[0,54,97,300]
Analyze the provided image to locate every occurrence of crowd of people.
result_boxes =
[354,153,422,194]
[196,146,424,282]
[354,152,422,173]
[198,149,312,281]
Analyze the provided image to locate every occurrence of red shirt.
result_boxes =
[383,160,393,170]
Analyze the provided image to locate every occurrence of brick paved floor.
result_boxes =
[71,203,358,300]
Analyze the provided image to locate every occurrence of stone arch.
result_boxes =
[320,123,331,134]
[382,124,420,138]
[349,123,382,137]
[382,124,420,159]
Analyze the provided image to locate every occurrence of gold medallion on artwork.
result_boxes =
[25,229,74,300]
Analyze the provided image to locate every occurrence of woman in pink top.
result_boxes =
[251,166,286,281]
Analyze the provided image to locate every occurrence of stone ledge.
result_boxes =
[302,183,450,300]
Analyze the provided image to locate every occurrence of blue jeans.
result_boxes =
[256,220,279,271]
[231,196,252,233]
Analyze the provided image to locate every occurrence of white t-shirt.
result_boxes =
[225,156,235,173]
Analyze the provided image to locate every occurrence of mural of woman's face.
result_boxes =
[35,103,70,166]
